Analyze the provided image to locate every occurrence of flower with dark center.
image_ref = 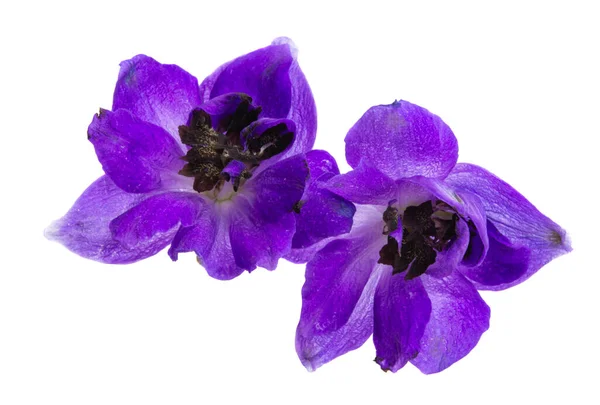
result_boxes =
[295,100,571,373]
[45,38,354,280]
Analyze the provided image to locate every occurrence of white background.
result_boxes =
[1,1,598,404]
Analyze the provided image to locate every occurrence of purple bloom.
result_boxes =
[45,38,352,280]
[296,100,571,373]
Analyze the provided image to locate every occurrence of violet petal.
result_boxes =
[112,54,201,141]
[410,271,490,374]
[240,118,296,163]
[199,38,316,158]
[445,163,571,290]
[459,220,531,288]
[286,236,332,265]
[298,236,380,336]
[345,100,458,180]
[373,269,432,372]
[228,197,296,271]
[291,150,356,250]
[169,155,308,279]
[324,161,398,205]
[246,154,308,223]
[109,192,204,249]
[195,92,257,132]
[87,108,184,193]
[404,176,490,267]
[168,209,244,281]
[45,176,169,263]
[296,265,384,371]
[296,204,384,349]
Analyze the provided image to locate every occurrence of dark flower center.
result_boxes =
[178,94,293,193]
[378,200,458,280]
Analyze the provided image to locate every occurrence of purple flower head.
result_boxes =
[45,38,352,280]
[296,100,571,373]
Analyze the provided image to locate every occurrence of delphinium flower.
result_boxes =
[45,38,354,280]
[296,100,571,373]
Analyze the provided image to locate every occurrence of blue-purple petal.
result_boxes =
[87,108,184,193]
[445,163,571,290]
[221,160,246,184]
[195,92,257,132]
[169,155,307,279]
[410,271,490,374]
[373,270,432,372]
[304,150,340,181]
[109,192,204,249]
[199,38,316,157]
[228,197,296,271]
[112,55,201,140]
[286,236,332,265]
[297,266,384,371]
[45,176,169,264]
[240,117,296,157]
[246,154,308,222]
[168,208,244,281]
[298,236,380,335]
[296,204,385,369]
[291,150,355,250]
[292,188,355,249]
[459,221,531,288]
[345,101,458,180]
[324,161,398,205]
[403,176,490,267]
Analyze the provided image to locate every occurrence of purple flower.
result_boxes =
[45,38,352,280]
[296,100,571,373]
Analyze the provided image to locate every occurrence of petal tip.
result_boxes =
[374,356,394,373]
[300,358,318,372]
[271,36,298,58]
[551,228,573,254]
[118,54,153,75]
[43,220,60,242]
[167,247,179,262]
[298,350,321,372]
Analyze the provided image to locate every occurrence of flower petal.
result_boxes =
[296,205,384,362]
[87,108,184,193]
[199,37,316,157]
[240,117,296,163]
[298,236,380,334]
[246,154,309,222]
[112,54,201,141]
[410,271,490,374]
[373,270,432,372]
[405,176,490,267]
[459,221,531,288]
[195,92,257,132]
[303,149,340,182]
[170,155,307,280]
[445,163,571,290]
[345,100,458,180]
[45,176,168,263]
[286,236,332,264]
[292,150,355,250]
[324,161,398,205]
[228,197,296,271]
[292,188,355,249]
[168,206,244,281]
[109,192,205,248]
[296,265,384,371]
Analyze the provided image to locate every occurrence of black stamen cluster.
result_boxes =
[378,201,458,280]
[178,95,293,193]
